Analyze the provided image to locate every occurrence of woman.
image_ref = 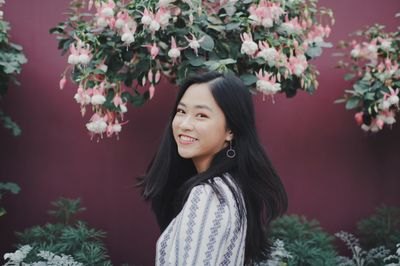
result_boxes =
[138,72,288,265]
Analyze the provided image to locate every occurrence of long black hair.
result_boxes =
[137,72,288,265]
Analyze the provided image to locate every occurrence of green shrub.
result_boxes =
[357,205,400,251]
[268,215,338,266]
[15,197,112,266]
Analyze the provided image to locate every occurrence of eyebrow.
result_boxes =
[178,102,213,112]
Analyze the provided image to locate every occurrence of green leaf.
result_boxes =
[353,83,367,93]
[344,73,355,81]
[240,74,258,86]
[345,97,360,110]
[334,98,346,104]
[200,35,214,52]
[306,47,322,58]
[189,57,205,67]
[225,22,241,31]
[219,58,236,65]
[0,182,21,194]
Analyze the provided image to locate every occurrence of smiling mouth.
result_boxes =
[178,134,198,143]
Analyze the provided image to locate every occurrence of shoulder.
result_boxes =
[185,174,243,214]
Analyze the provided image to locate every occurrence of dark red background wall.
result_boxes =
[1,0,399,265]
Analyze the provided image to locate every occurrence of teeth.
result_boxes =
[180,135,197,142]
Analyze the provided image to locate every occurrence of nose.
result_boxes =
[179,115,194,131]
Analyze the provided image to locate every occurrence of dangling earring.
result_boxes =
[226,139,236,158]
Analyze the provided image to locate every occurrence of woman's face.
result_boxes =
[172,82,232,173]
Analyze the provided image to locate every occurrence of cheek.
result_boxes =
[171,116,179,135]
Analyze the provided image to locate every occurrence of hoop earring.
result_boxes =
[226,140,236,158]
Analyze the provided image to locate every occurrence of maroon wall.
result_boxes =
[1,0,399,265]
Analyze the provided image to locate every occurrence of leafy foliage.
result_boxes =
[15,197,112,266]
[0,4,27,136]
[335,231,390,266]
[335,18,400,133]
[357,205,400,251]
[268,214,338,266]
[0,181,20,217]
[50,0,333,139]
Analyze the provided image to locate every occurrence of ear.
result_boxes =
[225,130,233,142]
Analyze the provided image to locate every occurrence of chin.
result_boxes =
[177,149,193,159]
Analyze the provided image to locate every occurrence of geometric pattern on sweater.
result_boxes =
[155,174,247,266]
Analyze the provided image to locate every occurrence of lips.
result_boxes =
[178,134,198,144]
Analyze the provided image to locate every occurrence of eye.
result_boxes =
[196,113,208,118]
[176,108,185,114]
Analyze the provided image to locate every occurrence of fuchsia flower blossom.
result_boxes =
[288,54,308,77]
[168,36,184,63]
[354,112,363,125]
[121,25,135,46]
[90,85,106,106]
[155,7,171,28]
[184,34,205,56]
[74,86,91,106]
[68,38,92,65]
[141,8,153,26]
[240,33,258,57]
[142,42,160,60]
[59,76,67,90]
[383,87,399,106]
[248,1,284,28]
[147,70,161,100]
[255,70,281,102]
[361,118,384,133]
[257,41,279,66]
[86,113,108,135]
[377,37,392,50]
[279,15,303,35]
[94,0,116,29]
[306,25,331,45]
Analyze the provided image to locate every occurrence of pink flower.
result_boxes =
[113,93,123,107]
[142,42,160,60]
[168,36,184,63]
[67,39,92,65]
[90,85,106,105]
[257,41,279,66]
[288,54,308,76]
[361,118,384,133]
[306,25,331,45]
[149,84,155,99]
[147,70,161,84]
[74,86,91,105]
[115,11,136,30]
[59,76,67,90]
[279,15,303,35]
[99,0,115,18]
[350,43,362,58]
[155,7,171,28]
[184,34,205,56]
[248,1,284,28]
[255,69,281,101]
[121,25,135,46]
[377,110,396,125]
[86,113,108,135]
[354,112,363,125]
[240,33,258,56]
[141,8,153,26]
[377,37,392,51]
[384,87,399,106]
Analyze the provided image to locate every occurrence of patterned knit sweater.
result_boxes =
[155,175,247,266]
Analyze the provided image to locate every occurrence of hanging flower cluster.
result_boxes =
[51,0,333,139]
[335,18,400,133]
